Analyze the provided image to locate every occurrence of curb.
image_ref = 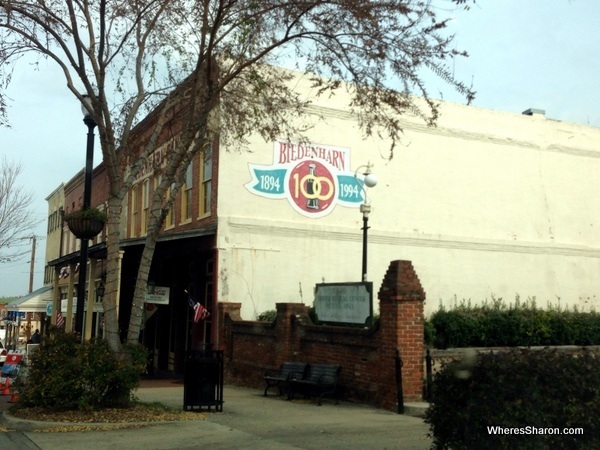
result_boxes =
[403,402,429,418]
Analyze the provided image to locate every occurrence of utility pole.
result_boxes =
[25,235,36,343]
[29,235,36,293]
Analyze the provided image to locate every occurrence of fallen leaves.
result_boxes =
[10,402,205,426]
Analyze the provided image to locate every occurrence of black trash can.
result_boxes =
[183,348,224,412]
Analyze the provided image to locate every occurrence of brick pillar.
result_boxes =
[378,260,425,409]
[275,303,307,364]
[216,302,242,353]
[217,302,242,383]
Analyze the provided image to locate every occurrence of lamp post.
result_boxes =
[355,162,378,282]
[96,280,106,302]
[75,95,97,334]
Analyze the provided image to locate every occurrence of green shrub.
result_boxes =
[17,330,146,411]
[257,309,277,322]
[424,319,436,346]
[63,207,107,222]
[429,298,600,348]
[425,348,600,449]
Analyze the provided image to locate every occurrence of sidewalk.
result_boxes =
[1,381,432,449]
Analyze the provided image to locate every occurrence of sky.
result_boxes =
[0,0,598,297]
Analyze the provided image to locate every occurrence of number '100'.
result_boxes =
[292,173,334,201]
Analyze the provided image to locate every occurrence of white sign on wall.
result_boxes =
[314,282,373,325]
[145,286,170,305]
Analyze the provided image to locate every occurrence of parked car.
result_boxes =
[0,342,7,364]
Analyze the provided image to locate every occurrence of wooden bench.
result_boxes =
[288,363,342,405]
[263,362,308,397]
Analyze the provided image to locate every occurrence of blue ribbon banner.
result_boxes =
[337,175,365,206]
[247,167,287,198]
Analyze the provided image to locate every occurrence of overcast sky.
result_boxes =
[0,0,598,297]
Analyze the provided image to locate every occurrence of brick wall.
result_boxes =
[216,260,425,411]
[135,87,220,236]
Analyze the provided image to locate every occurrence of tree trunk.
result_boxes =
[102,196,124,354]
[126,207,163,344]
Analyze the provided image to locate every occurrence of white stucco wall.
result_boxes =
[215,74,600,319]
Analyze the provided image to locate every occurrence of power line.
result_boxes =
[0,270,43,275]
[0,262,31,268]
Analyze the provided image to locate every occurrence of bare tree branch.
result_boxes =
[0,157,38,263]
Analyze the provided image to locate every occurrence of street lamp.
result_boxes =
[96,280,106,301]
[75,94,97,334]
[354,162,378,282]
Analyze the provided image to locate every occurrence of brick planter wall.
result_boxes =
[216,260,425,410]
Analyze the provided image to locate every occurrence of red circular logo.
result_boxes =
[288,160,336,215]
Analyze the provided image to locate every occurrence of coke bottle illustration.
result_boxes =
[306,164,319,209]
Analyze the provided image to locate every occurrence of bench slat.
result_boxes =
[263,362,308,397]
[288,364,341,405]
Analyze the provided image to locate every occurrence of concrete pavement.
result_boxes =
[0,380,432,449]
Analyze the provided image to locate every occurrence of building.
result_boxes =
[45,71,600,375]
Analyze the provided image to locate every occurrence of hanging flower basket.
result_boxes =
[64,208,107,240]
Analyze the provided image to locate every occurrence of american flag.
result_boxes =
[56,310,65,327]
[185,290,210,323]
[194,302,210,323]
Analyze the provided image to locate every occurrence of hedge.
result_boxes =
[426,298,600,348]
[425,348,600,449]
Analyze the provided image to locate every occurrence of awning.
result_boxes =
[6,286,53,313]
[6,285,103,314]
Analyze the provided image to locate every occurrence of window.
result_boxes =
[181,164,193,222]
[166,183,175,228]
[142,179,150,234]
[47,208,62,234]
[130,185,138,237]
[200,146,212,216]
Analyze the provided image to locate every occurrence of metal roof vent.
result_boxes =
[522,108,546,116]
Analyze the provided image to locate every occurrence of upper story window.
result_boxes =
[142,179,150,234]
[130,185,138,237]
[200,146,212,216]
[47,207,63,234]
[181,164,193,222]
[166,182,175,228]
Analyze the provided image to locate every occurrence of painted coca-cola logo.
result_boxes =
[246,140,366,219]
